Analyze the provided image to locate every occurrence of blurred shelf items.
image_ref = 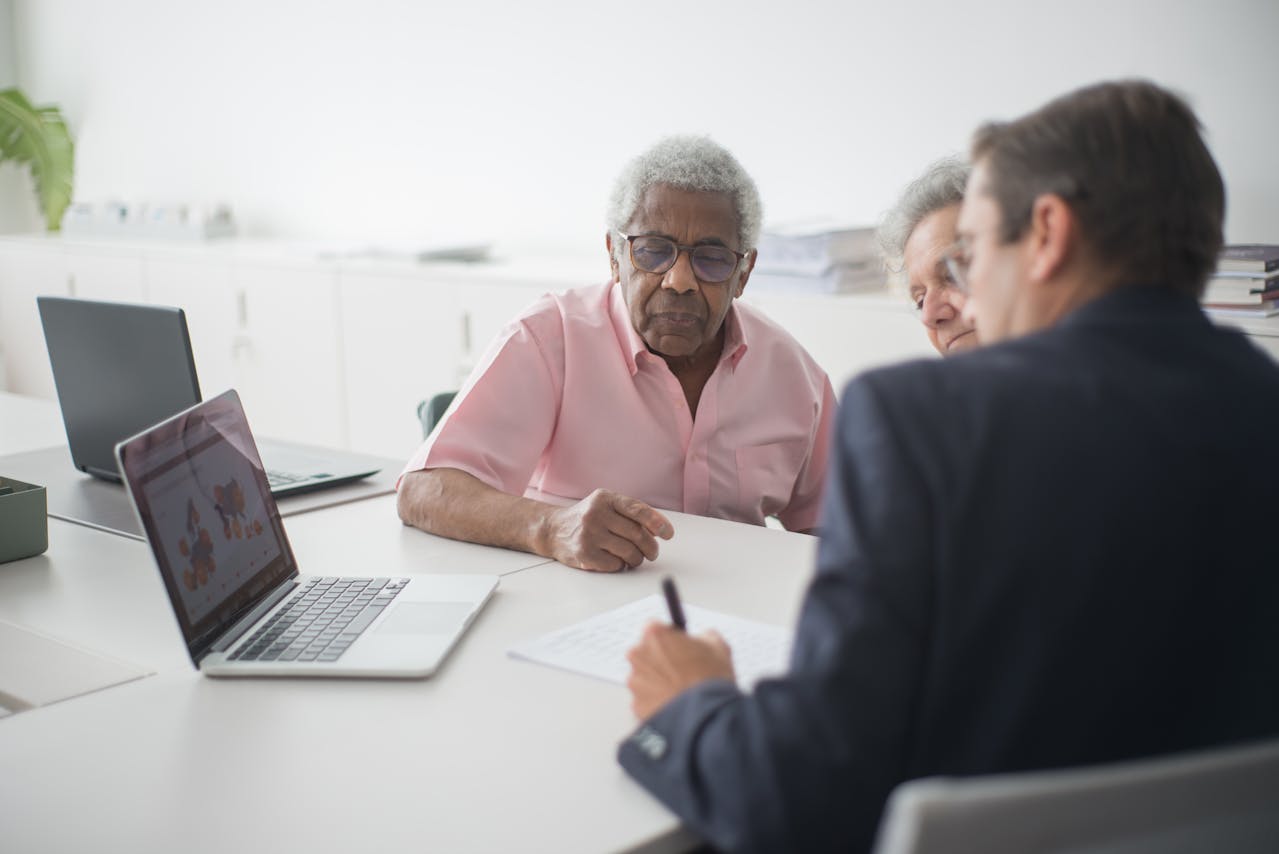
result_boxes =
[61,201,236,240]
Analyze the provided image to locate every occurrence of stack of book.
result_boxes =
[750,223,884,294]
[1202,244,1279,318]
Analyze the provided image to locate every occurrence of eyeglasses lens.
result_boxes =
[630,237,676,273]
[944,252,968,293]
[690,247,736,283]
[630,236,737,283]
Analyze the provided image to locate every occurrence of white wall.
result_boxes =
[0,0,40,234]
[10,0,1279,253]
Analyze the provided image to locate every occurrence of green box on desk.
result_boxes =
[0,477,48,563]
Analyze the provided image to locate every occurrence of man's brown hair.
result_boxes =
[971,80,1224,297]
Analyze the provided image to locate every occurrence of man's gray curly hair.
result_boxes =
[877,155,970,273]
[606,135,763,262]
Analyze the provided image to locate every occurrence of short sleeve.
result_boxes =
[399,308,563,496]
[776,375,837,532]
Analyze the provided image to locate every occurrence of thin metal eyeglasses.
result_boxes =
[618,232,746,284]
[940,242,973,294]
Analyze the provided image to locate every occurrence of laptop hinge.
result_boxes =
[84,464,122,482]
[204,580,299,659]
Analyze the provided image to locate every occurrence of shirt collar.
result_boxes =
[1057,284,1205,331]
[608,280,648,376]
[607,279,751,376]
[722,304,749,369]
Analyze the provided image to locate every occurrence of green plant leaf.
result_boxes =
[0,88,75,231]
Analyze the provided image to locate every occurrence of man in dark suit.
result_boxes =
[618,80,1279,853]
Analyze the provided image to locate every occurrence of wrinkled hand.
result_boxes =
[626,621,735,720]
[543,489,674,572]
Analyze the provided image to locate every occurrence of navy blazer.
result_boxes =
[619,287,1279,853]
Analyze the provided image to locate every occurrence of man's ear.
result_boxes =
[606,231,620,283]
[1026,194,1076,283]
[734,249,757,298]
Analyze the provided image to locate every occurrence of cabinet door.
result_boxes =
[66,247,146,304]
[231,262,345,449]
[340,270,461,459]
[144,255,239,401]
[0,241,70,397]
[458,282,547,380]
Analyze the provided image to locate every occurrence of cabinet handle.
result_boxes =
[67,273,76,298]
[236,290,249,328]
[232,332,253,361]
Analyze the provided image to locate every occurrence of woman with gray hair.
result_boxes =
[878,156,979,355]
[398,135,835,571]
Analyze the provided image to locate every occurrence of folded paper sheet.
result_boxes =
[0,620,151,717]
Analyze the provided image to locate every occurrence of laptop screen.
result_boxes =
[116,390,298,662]
[37,296,202,481]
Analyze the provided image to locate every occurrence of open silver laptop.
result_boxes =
[116,389,497,678]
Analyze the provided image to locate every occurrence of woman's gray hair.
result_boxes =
[607,135,763,260]
[877,155,970,272]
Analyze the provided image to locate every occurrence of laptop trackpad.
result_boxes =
[376,602,475,636]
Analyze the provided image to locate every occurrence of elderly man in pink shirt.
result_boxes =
[397,136,836,572]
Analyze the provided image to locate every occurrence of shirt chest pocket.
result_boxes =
[735,439,809,519]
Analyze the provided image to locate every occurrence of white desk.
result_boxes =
[0,393,820,853]
[0,393,403,539]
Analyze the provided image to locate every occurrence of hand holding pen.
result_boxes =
[625,576,737,720]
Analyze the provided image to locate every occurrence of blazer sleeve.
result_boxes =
[618,374,938,854]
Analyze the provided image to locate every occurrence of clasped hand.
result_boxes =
[544,488,674,572]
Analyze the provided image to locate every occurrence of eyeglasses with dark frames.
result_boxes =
[618,232,746,284]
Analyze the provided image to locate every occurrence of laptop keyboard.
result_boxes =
[266,469,310,489]
[229,577,410,663]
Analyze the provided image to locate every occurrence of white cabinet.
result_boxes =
[65,246,146,304]
[0,242,151,396]
[0,241,70,397]
[147,253,345,448]
[339,270,462,459]
[231,261,344,448]
[144,254,238,402]
[6,235,1279,461]
[338,269,554,459]
[458,281,549,378]
[742,291,938,391]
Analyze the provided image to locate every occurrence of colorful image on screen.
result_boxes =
[143,436,282,625]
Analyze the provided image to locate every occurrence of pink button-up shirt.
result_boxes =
[402,281,835,530]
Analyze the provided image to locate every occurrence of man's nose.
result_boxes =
[661,250,700,294]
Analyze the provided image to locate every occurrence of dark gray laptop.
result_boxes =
[37,296,381,497]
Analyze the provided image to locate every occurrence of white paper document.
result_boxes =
[508,594,792,689]
[0,620,152,715]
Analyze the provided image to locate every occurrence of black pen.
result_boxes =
[661,576,687,631]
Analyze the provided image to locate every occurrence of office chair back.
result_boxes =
[417,391,458,438]
[872,737,1279,854]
